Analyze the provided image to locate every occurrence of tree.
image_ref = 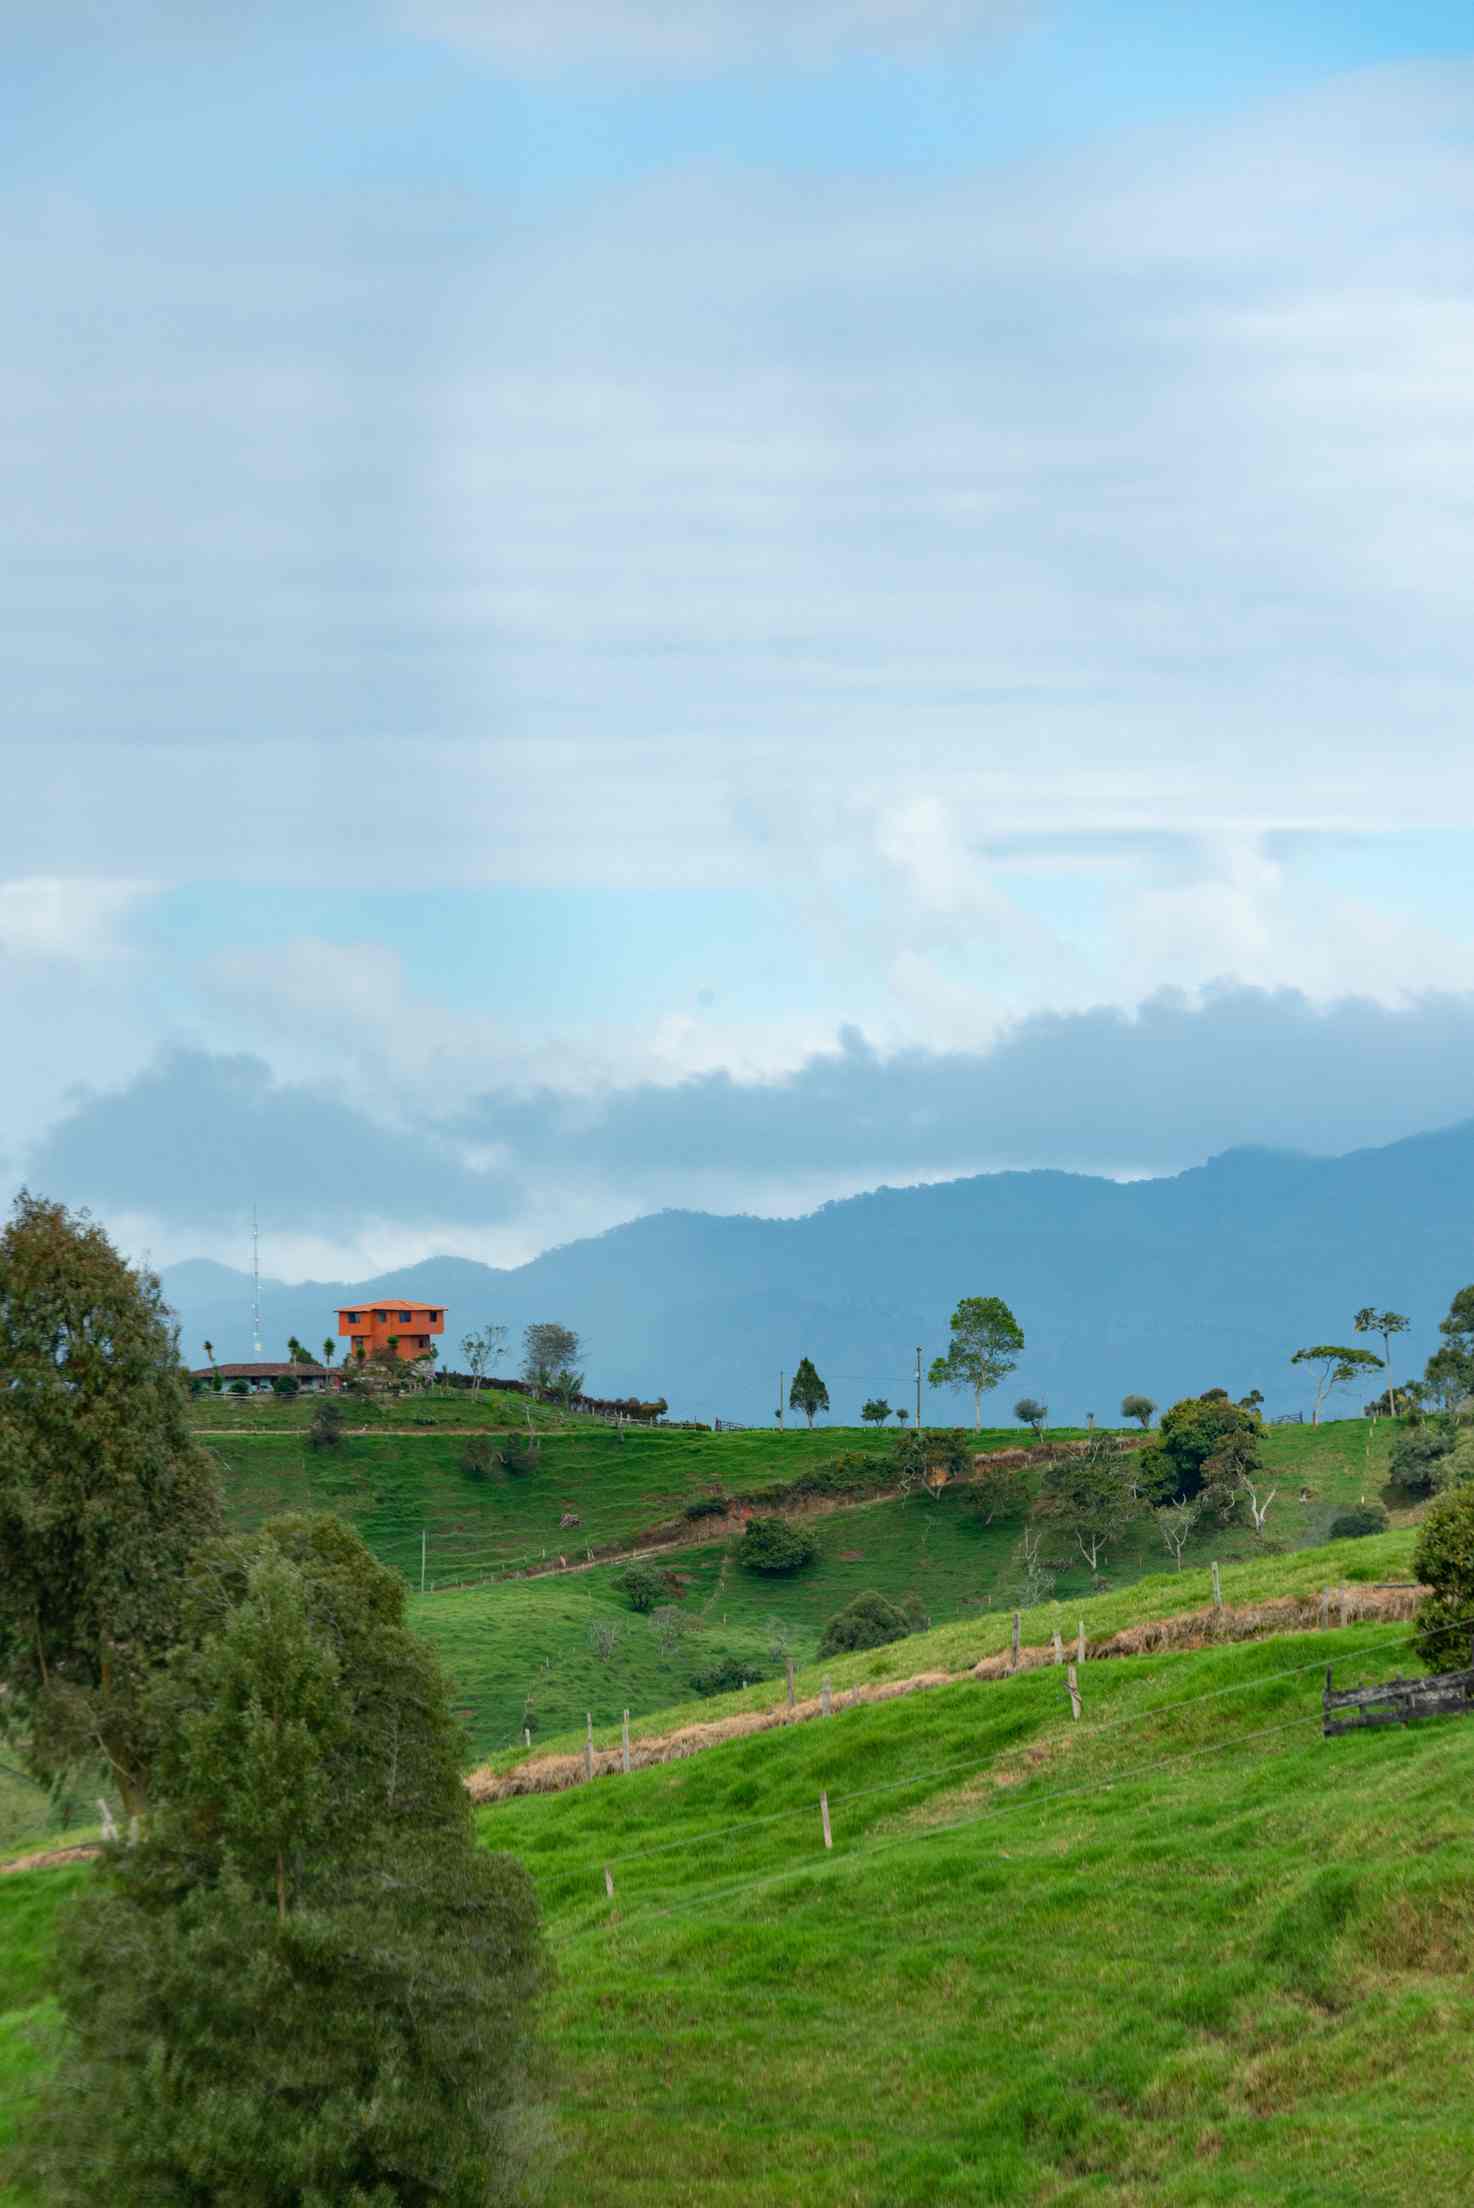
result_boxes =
[0,1194,224,1815]
[1412,1484,1474,1671]
[1238,1474,1278,1534]
[286,1335,310,1366]
[1155,1498,1199,1567]
[1354,1307,1410,1414]
[617,1561,670,1613]
[1137,1390,1262,1515]
[788,1357,830,1429]
[1424,1285,1474,1411]
[737,1516,819,1574]
[1013,1396,1048,1439]
[1035,1435,1139,1576]
[895,1426,970,1502]
[1290,1343,1383,1424]
[1121,1393,1157,1430]
[19,1513,547,2206]
[203,1338,219,1385]
[928,1296,1024,1431]
[895,1407,910,1425]
[320,1336,336,1366]
[962,1451,1037,1525]
[522,1321,582,1395]
[461,1323,509,1396]
[861,1397,892,1428]
[818,1591,910,1658]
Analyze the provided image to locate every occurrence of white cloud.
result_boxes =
[403,0,1022,72]
[0,878,150,966]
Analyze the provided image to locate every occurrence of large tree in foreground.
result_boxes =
[928,1296,1025,1431]
[0,1192,223,1814]
[20,1514,548,2207]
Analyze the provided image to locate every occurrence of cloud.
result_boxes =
[27,1049,516,1233]
[7,61,1474,911]
[403,1,1022,72]
[0,878,151,966]
[26,989,1474,1265]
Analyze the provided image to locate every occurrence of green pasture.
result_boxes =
[6,1611,1472,2204]
[188,1383,572,1432]
[415,1420,1409,1756]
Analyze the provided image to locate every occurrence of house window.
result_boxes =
[345,1311,360,1324]
[374,1310,387,1322]
[399,1310,412,1323]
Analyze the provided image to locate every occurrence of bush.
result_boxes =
[271,1375,299,1398]
[1413,1485,1474,1670]
[736,1516,820,1575]
[498,1434,538,1478]
[690,1652,765,1697]
[1388,1425,1457,1498]
[617,1561,670,1613]
[683,1494,728,1520]
[818,1590,910,1658]
[307,1399,344,1452]
[1327,1505,1388,1540]
[461,1434,496,1481]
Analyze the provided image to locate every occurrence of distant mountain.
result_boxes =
[161,1120,1474,1424]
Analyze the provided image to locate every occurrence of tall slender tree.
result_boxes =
[788,1357,830,1428]
[928,1296,1025,1431]
[1353,1307,1409,1414]
[1290,1343,1383,1425]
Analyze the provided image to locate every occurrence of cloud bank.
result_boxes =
[406,1,1021,71]
[27,989,1474,1258]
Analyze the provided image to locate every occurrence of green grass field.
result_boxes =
[5,1587,1470,2203]
[411,1420,1409,1755]
[188,1382,576,1432]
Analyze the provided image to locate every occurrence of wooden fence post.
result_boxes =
[523,1727,531,1750]
[1319,1589,1329,1631]
[622,1709,631,1774]
[820,1791,832,1850]
[1067,1663,1082,1720]
[1076,1619,1086,1665]
[584,1713,594,1783]
[822,1676,833,1717]
[1211,1561,1222,1611]
[1339,1584,1349,1629]
[785,1657,796,1709]
[1011,1611,1021,1669]
[1051,1629,1064,1665]
[603,1866,615,1900]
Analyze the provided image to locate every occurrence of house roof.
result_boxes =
[336,1296,442,1311]
[191,1362,331,1380]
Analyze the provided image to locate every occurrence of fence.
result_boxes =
[1322,1654,1474,1736]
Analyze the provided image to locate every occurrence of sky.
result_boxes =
[7,0,1474,1276]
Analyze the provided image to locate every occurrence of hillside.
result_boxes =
[160,1117,1474,1422]
[206,1417,1403,1753]
[5,1548,1472,2204]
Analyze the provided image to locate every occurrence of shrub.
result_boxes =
[498,1434,538,1478]
[818,1590,910,1658]
[617,1561,670,1613]
[690,1652,765,1697]
[736,1516,819,1574]
[461,1434,496,1481]
[1413,1485,1474,1670]
[307,1399,344,1452]
[1388,1425,1457,1498]
[271,1375,299,1398]
[229,1380,250,1395]
[1139,1391,1261,1513]
[1327,1505,1388,1540]
[683,1494,727,1521]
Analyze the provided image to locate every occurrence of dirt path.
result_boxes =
[466,1582,1425,1803]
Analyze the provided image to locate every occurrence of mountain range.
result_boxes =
[158,1119,1474,1425]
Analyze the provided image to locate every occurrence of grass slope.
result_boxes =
[188,1384,572,1432]
[6,1612,1471,2203]
[415,1421,1409,1755]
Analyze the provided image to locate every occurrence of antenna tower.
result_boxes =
[252,1208,263,1357]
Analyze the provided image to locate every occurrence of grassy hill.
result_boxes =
[410,1420,1408,1754]
[4,1541,1470,2203]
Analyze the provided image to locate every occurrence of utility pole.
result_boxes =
[915,1345,923,1432]
[779,1371,785,1432]
[251,1207,263,1358]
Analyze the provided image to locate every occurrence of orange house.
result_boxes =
[338,1297,446,1363]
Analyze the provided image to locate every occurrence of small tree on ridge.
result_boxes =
[929,1296,1025,1431]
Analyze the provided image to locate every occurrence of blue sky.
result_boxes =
[8,0,1474,1272]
